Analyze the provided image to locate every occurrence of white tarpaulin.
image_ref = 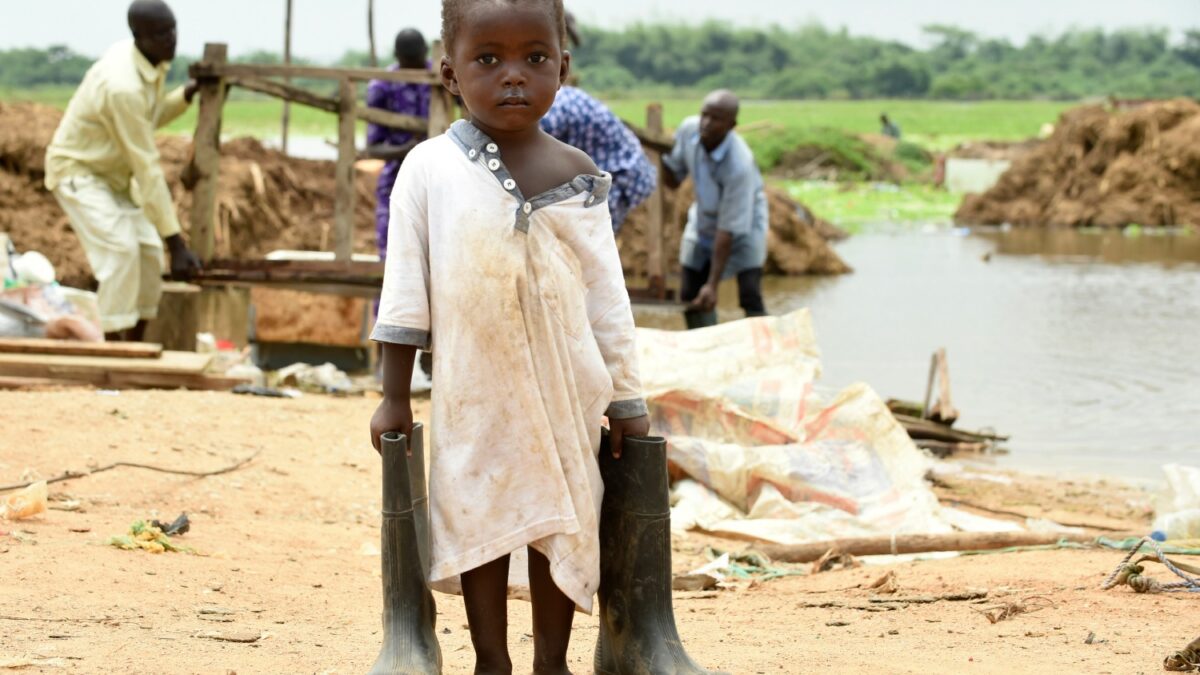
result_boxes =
[638,309,1007,545]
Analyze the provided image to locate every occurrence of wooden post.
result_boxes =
[367,0,378,67]
[334,78,357,261]
[645,103,667,297]
[190,42,227,263]
[426,41,453,138]
[281,0,293,155]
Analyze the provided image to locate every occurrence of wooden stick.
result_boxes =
[281,0,293,155]
[0,451,261,493]
[756,530,1128,563]
[190,43,228,263]
[921,350,938,420]
[334,78,357,261]
[367,0,378,68]
[191,61,440,85]
[645,103,666,297]
[227,76,426,133]
[0,338,162,359]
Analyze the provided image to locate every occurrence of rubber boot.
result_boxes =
[368,425,442,674]
[594,434,729,675]
[683,310,718,330]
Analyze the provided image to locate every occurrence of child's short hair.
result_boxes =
[441,0,568,54]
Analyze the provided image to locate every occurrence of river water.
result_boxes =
[635,227,1200,481]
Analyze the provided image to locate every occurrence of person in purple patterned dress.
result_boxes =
[365,28,432,259]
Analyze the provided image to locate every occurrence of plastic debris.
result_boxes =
[0,481,47,520]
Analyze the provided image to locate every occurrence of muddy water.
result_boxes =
[634,228,1200,480]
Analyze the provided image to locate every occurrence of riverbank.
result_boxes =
[1,389,1190,674]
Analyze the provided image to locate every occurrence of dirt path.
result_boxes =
[0,390,1193,674]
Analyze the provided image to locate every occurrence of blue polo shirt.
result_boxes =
[662,116,768,275]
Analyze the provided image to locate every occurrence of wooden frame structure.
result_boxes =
[186,42,675,302]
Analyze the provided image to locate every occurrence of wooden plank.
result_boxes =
[0,351,213,388]
[190,43,228,262]
[191,61,440,85]
[623,120,673,153]
[357,106,428,134]
[645,103,666,297]
[334,78,357,262]
[143,282,201,352]
[0,338,162,359]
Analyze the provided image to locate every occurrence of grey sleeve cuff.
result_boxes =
[370,324,431,350]
[606,398,648,419]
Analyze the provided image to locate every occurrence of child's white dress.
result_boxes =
[372,120,646,611]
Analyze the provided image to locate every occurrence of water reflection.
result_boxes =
[633,228,1200,480]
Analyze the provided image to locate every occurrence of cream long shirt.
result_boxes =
[45,40,190,238]
[371,120,647,611]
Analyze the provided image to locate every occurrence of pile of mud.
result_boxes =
[956,99,1200,228]
[618,182,851,278]
[0,102,377,289]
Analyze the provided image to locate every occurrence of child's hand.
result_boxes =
[608,414,651,459]
[370,398,414,453]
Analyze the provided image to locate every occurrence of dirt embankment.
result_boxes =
[956,98,1200,228]
[0,102,378,289]
[0,101,849,289]
[618,181,851,278]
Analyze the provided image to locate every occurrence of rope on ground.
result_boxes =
[0,451,262,493]
[1100,536,1200,594]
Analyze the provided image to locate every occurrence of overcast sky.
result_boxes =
[1,1,1195,61]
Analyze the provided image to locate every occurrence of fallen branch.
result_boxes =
[869,590,988,604]
[936,497,1130,532]
[756,530,1137,564]
[0,451,261,493]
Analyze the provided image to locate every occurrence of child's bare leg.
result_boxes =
[461,554,512,674]
[527,547,575,675]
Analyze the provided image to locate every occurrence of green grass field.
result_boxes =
[6,87,1071,149]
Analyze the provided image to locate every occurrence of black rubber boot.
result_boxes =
[594,434,730,675]
[368,425,442,674]
[683,310,718,330]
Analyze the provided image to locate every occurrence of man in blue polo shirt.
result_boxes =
[662,89,769,329]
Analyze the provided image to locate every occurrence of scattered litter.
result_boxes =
[107,520,194,554]
[812,548,862,574]
[867,570,898,595]
[232,384,301,399]
[274,362,354,394]
[0,481,46,520]
[825,620,850,627]
[971,595,1054,624]
[869,590,988,605]
[0,655,68,669]
[1153,464,1200,540]
[672,574,719,592]
[358,542,380,556]
[1084,631,1106,645]
[150,513,190,536]
[687,552,732,583]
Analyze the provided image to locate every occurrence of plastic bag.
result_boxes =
[1,481,47,520]
[1153,464,1200,540]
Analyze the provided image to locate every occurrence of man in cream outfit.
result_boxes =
[45,0,201,341]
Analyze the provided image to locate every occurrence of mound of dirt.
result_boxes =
[618,182,851,278]
[955,99,1200,228]
[0,101,378,289]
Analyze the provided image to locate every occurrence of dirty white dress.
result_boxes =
[371,120,646,612]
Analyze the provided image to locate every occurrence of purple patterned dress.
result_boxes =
[366,65,432,259]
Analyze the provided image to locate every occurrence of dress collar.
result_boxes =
[448,120,612,233]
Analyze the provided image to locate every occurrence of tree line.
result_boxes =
[3,23,1199,100]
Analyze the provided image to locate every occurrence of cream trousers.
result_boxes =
[52,174,163,333]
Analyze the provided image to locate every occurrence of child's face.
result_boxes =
[442,2,568,135]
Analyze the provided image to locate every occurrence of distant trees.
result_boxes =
[3,23,1198,100]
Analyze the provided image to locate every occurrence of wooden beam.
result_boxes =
[755,530,1126,564]
[281,0,293,155]
[189,43,228,263]
[0,338,162,359]
[645,103,666,297]
[190,61,440,85]
[226,76,426,133]
[367,0,378,68]
[623,119,673,153]
[227,75,337,113]
[334,78,357,261]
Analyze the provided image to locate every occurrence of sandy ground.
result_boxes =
[0,389,1194,674]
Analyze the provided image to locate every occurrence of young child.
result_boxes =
[368,0,649,672]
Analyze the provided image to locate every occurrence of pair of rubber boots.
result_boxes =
[367,426,725,675]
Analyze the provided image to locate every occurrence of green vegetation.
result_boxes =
[781,181,962,231]
[576,24,1200,100]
